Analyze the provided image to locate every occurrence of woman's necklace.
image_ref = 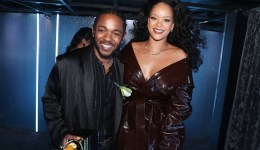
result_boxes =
[144,42,167,55]
[103,59,113,68]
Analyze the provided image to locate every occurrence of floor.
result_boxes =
[0,126,51,150]
[0,126,208,150]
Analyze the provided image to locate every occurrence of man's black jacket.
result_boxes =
[42,46,124,149]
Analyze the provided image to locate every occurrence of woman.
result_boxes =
[65,27,92,52]
[117,0,204,149]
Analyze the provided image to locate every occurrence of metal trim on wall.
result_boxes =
[208,10,237,150]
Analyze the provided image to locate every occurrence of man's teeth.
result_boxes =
[102,44,113,48]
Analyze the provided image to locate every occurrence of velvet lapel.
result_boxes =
[113,58,124,135]
[81,47,95,129]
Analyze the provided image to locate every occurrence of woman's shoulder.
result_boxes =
[119,41,140,62]
[121,41,144,50]
[165,44,188,61]
[131,41,146,51]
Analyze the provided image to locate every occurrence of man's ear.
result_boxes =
[121,32,126,42]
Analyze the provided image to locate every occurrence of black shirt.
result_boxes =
[93,55,116,139]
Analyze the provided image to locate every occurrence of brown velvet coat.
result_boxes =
[117,43,194,150]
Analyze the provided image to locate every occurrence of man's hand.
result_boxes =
[61,133,83,146]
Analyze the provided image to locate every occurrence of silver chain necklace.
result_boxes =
[144,42,166,55]
[103,59,113,68]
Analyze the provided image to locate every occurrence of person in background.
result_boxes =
[117,0,204,149]
[65,27,92,52]
[42,9,126,150]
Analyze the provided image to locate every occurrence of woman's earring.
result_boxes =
[171,24,174,32]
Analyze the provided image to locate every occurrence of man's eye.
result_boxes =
[113,32,121,37]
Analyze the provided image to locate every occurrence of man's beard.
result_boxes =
[93,40,118,59]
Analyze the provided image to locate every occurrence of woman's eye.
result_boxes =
[150,16,156,20]
[164,19,171,22]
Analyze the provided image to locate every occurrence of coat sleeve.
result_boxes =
[42,63,69,148]
[169,84,193,121]
[160,83,194,148]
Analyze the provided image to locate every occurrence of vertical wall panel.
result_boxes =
[183,30,224,150]
[38,14,57,131]
[208,11,237,150]
[0,13,37,130]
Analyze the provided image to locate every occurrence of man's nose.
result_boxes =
[104,32,112,41]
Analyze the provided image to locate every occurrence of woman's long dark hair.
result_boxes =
[66,27,93,52]
[133,0,204,71]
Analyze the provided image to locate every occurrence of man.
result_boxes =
[42,9,126,150]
